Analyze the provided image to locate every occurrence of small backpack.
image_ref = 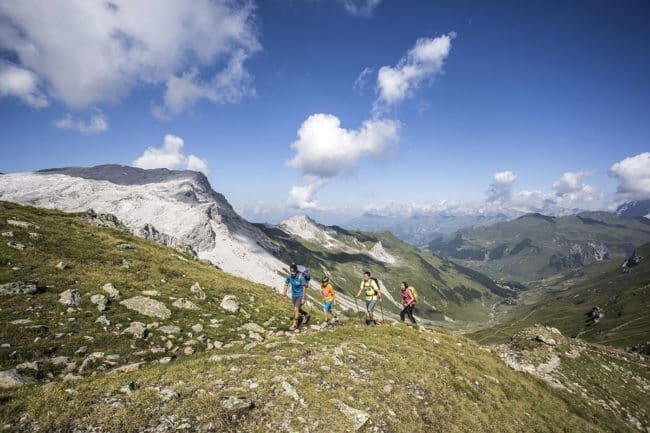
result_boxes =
[296,265,311,283]
[370,277,381,295]
[409,286,419,302]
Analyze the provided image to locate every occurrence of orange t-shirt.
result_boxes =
[321,283,335,301]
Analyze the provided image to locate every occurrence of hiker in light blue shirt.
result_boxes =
[283,263,310,331]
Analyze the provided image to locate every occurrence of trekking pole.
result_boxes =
[380,298,384,324]
[354,297,360,318]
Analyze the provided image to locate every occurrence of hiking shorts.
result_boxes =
[323,300,333,312]
[292,296,304,309]
[366,300,377,311]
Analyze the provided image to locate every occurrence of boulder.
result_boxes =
[120,296,171,320]
[220,295,240,313]
[0,370,35,389]
[1,231,13,237]
[7,242,25,251]
[117,243,136,250]
[331,399,370,431]
[241,322,265,334]
[536,335,557,346]
[159,325,181,335]
[90,294,108,311]
[102,283,120,301]
[122,322,148,339]
[172,298,199,311]
[141,290,160,297]
[6,219,37,229]
[29,232,43,240]
[191,324,204,333]
[55,261,68,270]
[109,362,143,374]
[59,289,81,307]
[10,319,32,325]
[95,315,111,327]
[190,282,206,300]
[50,356,70,366]
[219,396,254,412]
[16,361,41,371]
[0,281,40,295]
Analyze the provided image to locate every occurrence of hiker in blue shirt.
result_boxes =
[283,263,310,331]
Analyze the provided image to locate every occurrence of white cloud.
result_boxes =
[133,134,210,174]
[609,152,650,200]
[486,171,517,202]
[552,171,600,205]
[374,32,455,111]
[0,0,259,114]
[353,67,374,94]
[288,113,400,178]
[341,0,382,17]
[0,61,48,108]
[286,113,399,209]
[52,109,108,134]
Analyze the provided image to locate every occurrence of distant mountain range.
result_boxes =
[616,199,650,218]
[428,211,650,283]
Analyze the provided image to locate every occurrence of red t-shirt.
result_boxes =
[402,288,415,305]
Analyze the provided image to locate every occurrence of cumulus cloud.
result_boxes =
[0,0,259,115]
[486,171,517,202]
[552,171,600,204]
[341,0,382,17]
[133,134,210,174]
[609,152,650,200]
[286,113,399,209]
[0,61,48,108]
[374,32,455,111]
[52,109,108,134]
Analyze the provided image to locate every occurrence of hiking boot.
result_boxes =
[289,322,297,331]
[365,319,370,325]
[369,320,376,327]
[304,314,311,325]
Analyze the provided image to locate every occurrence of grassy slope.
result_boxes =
[1,201,647,433]
[471,242,650,348]
[0,201,289,377]
[259,224,506,328]
[1,324,640,433]
[428,212,650,283]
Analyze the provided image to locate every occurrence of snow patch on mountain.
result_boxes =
[0,167,287,289]
[278,215,343,249]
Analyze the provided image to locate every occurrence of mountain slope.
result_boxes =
[471,242,650,349]
[428,211,650,283]
[0,165,287,288]
[1,201,647,433]
[259,216,518,329]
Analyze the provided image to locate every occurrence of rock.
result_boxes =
[117,243,136,250]
[75,346,88,355]
[63,373,83,381]
[1,231,13,237]
[248,332,264,342]
[120,296,171,320]
[102,283,120,301]
[119,381,139,394]
[191,324,204,333]
[0,281,40,295]
[16,361,41,371]
[331,399,370,431]
[160,388,180,401]
[183,346,195,356]
[122,322,148,339]
[172,298,199,310]
[95,315,111,326]
[0,370,35,389]
[7,242,25,251]
[141,290,160,297]
[159,325,181,335]
[220,295,240,313]
[59,289,81,307]
[50,356,70,366]
[219,396,254,412]
[110,362,143,374]
[241,322,265,334]
[10,319,32,325]
[158,357,172,364]
[536,335,557,346]
[190,282,206,300]
[90,294,108,311]
[281,380,300,401]
[7,219,37,229]
[426,337,440,345]
[55,261,68,270]
[28,232,43,240]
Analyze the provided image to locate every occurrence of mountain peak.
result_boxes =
[616,199,650,218]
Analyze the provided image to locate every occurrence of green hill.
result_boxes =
[1,201,648,433]
[471,242,650,349]
[428,211,650,283]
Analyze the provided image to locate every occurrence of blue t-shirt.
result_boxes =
[286,274,306,298]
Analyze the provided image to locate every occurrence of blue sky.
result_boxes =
[0,0,648,223]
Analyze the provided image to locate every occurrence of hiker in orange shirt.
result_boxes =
[321,275,337,323]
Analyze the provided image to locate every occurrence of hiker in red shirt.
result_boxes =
[400,281,417,324]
